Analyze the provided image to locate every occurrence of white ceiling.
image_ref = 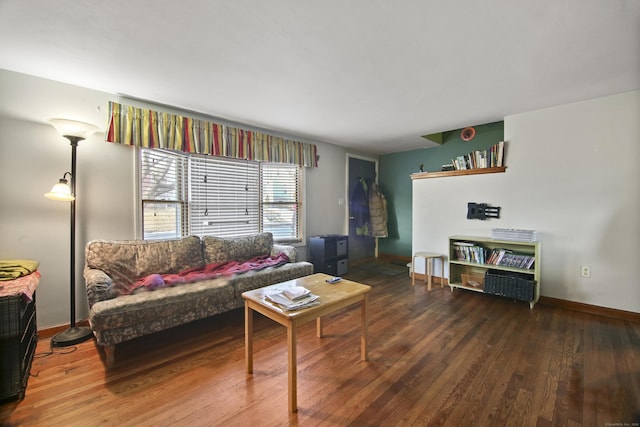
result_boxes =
[0,0,638,154]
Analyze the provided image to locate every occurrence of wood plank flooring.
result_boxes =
[2,262,639,426]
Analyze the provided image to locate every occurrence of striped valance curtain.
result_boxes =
[105,101,318,168]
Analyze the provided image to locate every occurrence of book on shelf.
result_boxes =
[487,248,507,264]
[453,241,486,264]
[455,243,535,270]
[486,248,535,270]
[451,140,506,171]
[497,140,505,167]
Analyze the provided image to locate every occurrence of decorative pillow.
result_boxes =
[202,233,273,264]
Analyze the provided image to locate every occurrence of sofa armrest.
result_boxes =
[272,244,298,262]
[84,268,117,307]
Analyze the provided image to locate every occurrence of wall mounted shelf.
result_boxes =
[410,166,506,180]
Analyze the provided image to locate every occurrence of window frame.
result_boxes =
[260,162,303,244]
[137,148,305,243]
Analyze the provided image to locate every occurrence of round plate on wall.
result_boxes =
[461,127,476,141]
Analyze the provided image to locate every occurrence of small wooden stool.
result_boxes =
[412,252,445,291]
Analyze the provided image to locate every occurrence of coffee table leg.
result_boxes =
[361,294,369,361]
[316,317,323,338]
[288,322,297,412]
[245,302,253,374]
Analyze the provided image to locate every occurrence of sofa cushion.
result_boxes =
[85,236,204,295]
[202,233,273,264]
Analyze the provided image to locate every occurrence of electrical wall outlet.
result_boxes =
[581,265,591,278]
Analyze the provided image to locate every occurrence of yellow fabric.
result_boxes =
[0,259,39,280]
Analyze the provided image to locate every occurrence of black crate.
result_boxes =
[0,295,33,340]
[484,270,535,302]
[0,294,37,401]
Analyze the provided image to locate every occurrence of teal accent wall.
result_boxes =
[378,121,504,257]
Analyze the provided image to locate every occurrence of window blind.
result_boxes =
[140,148,302,242]
[190,156,260,237]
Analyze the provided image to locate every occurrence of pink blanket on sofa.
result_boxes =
[127,253,290,294]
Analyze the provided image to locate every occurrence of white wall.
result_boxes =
[412,91,640,313]
[305,148,369,241]
[0,69,363,328]
[0,70,134,329]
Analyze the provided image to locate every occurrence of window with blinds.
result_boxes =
[140,149,188,239]
[261,163,300,241]
[139,148,303,242]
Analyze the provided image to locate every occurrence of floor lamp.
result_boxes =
[45,119,98,347]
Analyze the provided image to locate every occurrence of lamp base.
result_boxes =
[51,326,93,347]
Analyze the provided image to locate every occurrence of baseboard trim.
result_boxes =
[538,296,640,322]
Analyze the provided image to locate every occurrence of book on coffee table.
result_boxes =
[265,288,319,310]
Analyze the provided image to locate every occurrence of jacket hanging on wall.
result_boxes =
[368,182,388,238]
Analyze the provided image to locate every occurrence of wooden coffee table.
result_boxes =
[242,273,371,412]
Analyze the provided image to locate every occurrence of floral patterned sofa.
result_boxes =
[83,232,313,367]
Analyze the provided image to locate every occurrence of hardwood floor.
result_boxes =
[2,262,639,426]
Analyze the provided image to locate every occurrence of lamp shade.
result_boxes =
[50,119,98,140]
[45,178,75,201]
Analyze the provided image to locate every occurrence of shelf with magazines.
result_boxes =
[411,166,506,180]
[411,140,506,180]
[448,235,541,309]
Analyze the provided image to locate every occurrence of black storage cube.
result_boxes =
[484,270,535,302]
[309,235,349,276]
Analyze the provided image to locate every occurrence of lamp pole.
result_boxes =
[51,135,92,347]
[69,137,78,329]
[46,119,97,347]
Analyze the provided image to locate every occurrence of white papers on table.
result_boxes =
[283,286,311,301]
[265,287,319,310]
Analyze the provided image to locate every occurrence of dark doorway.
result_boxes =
[347,155,377,263]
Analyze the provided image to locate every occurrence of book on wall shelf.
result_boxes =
[451,140,505,171]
